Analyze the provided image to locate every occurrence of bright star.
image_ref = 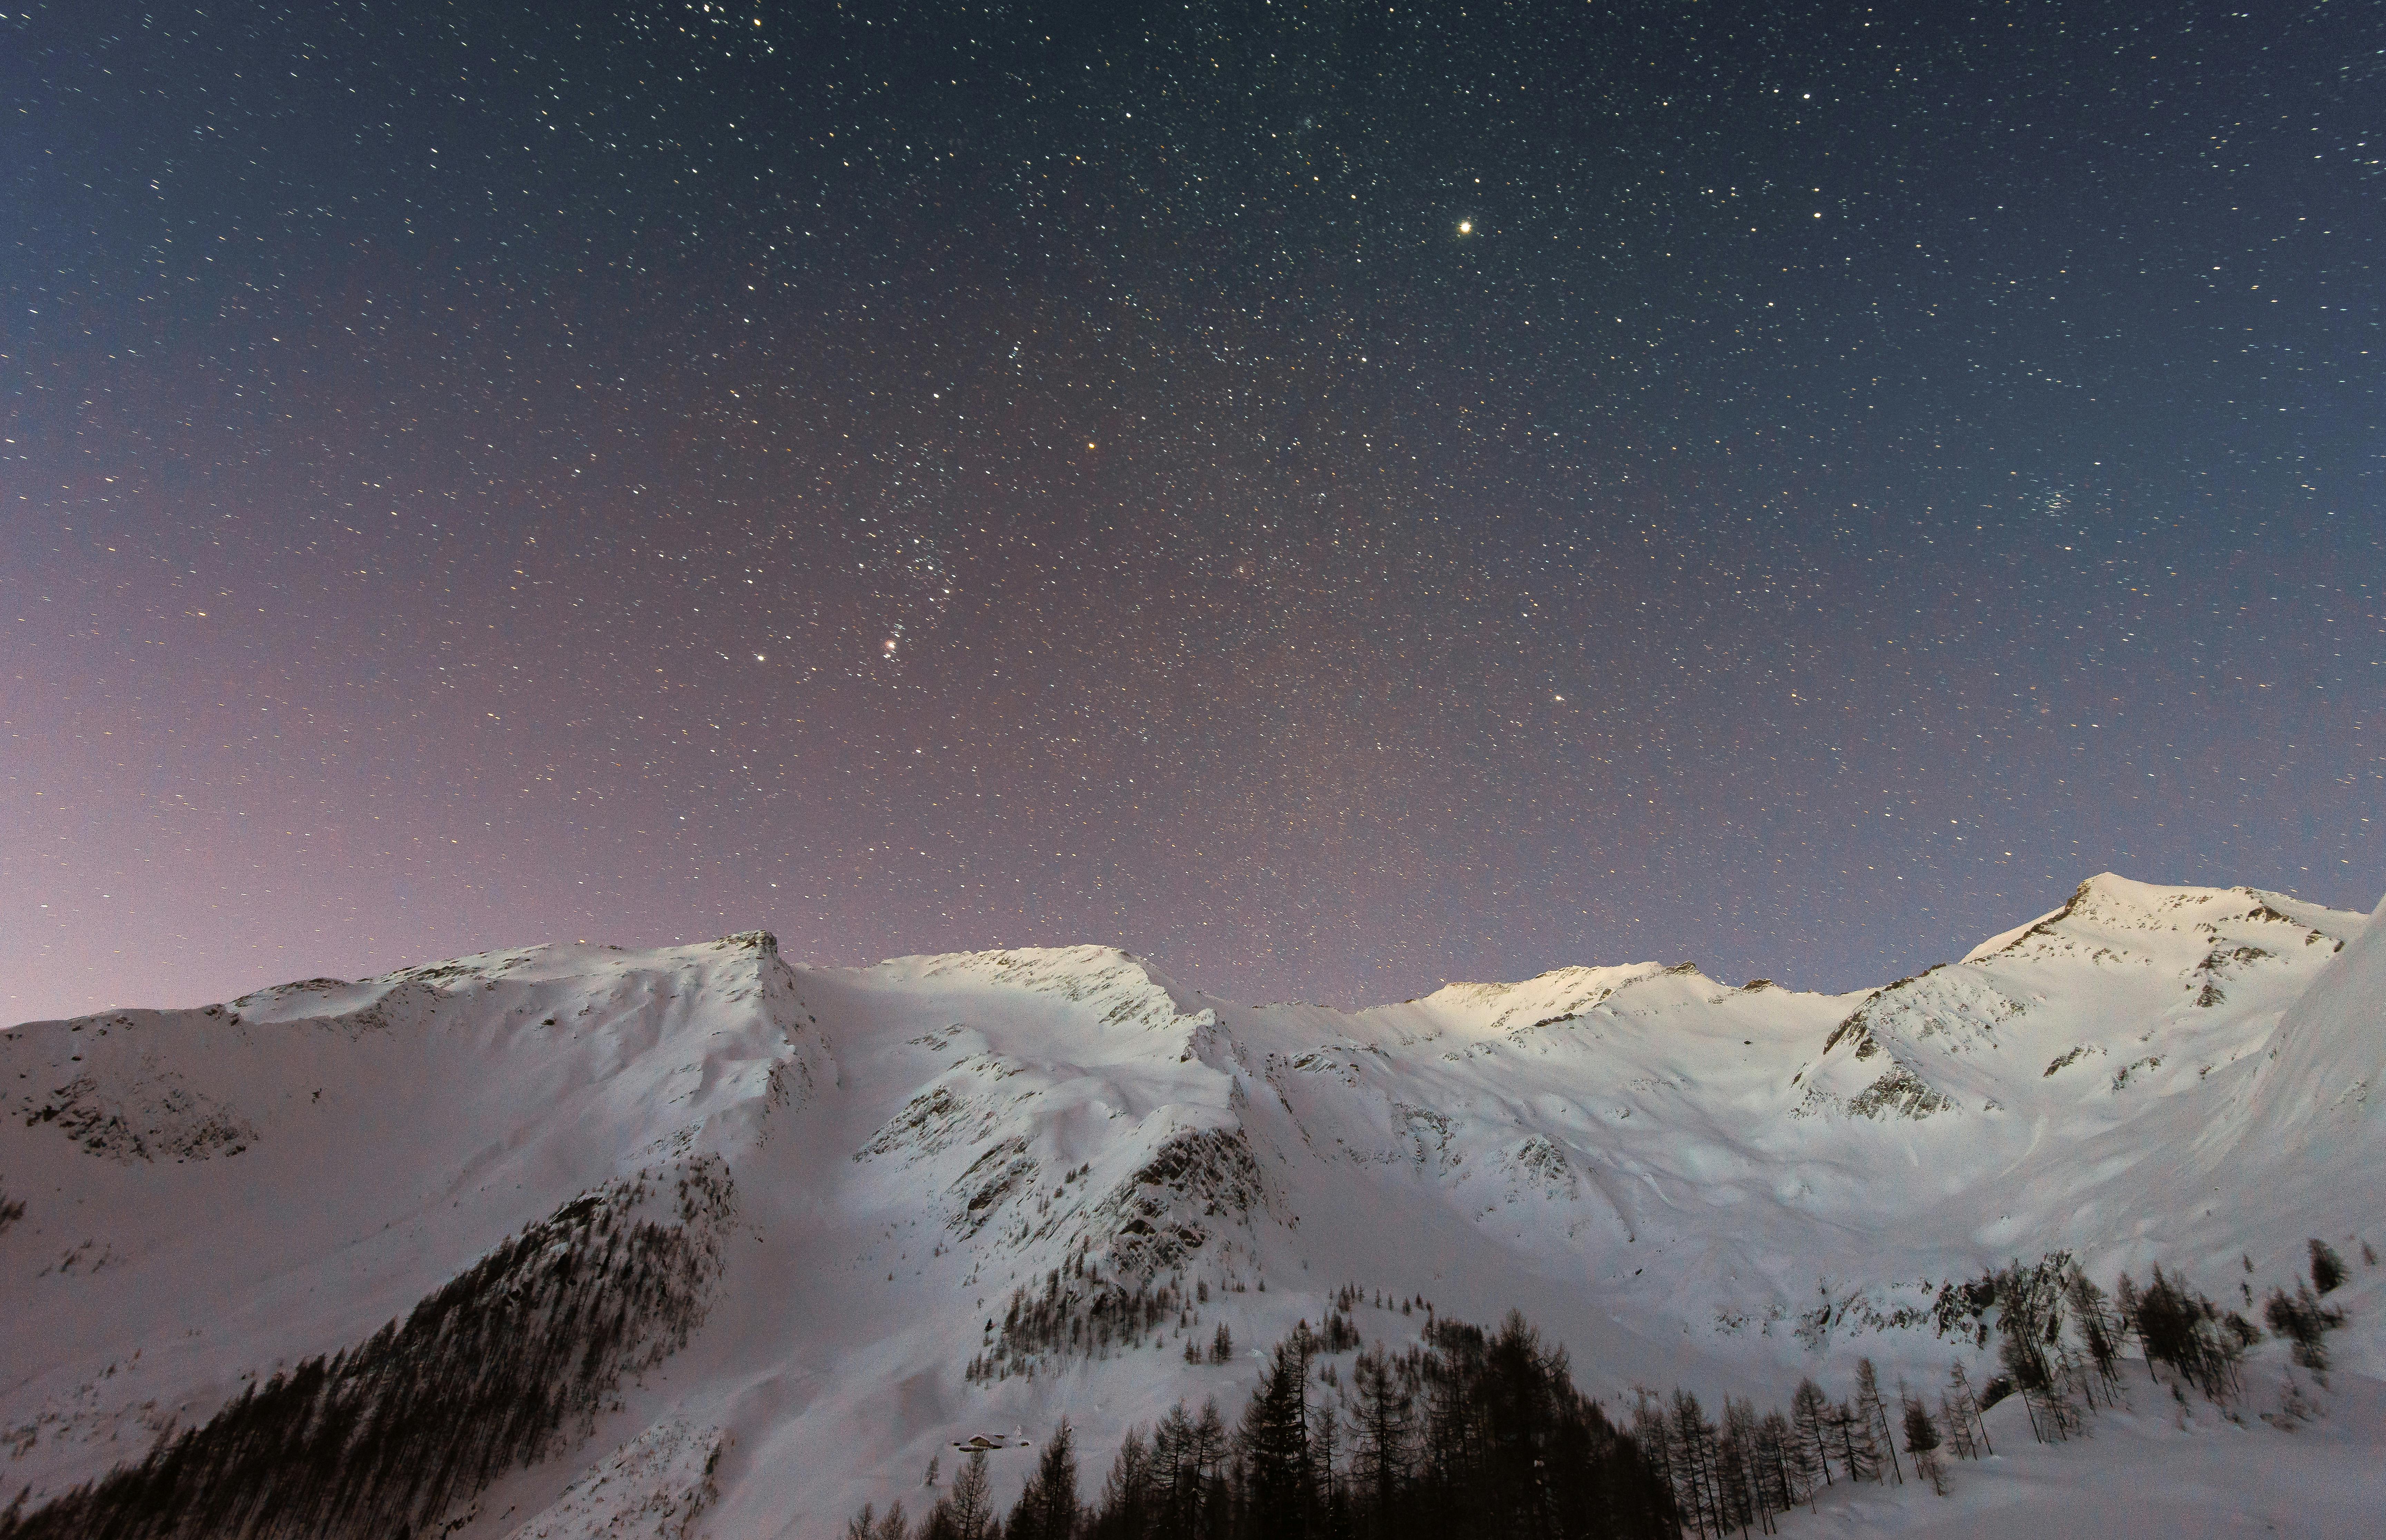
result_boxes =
[1456,219,1473,235]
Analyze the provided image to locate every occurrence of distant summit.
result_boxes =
[2,877,2378,1536]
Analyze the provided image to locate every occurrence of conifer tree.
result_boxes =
[1668,1390,1723,1537]
[1787,1380,1833,1494]
[1151,1405,1199,1539]
[1755,1409,1803,1518]
[2063,1266,2124,1396]
[1717,1397,1763,1536]
[1945,1362,1991,1457]
[1993,1288,2056,1441]
[1854,1361,1902,1484]
[935,1451,995,1540]
[2112,1272,2155,1383]
[1898,1388,1946,1498]
[0,1163,731,1540]
[1095,1430,1156,1540]
[2309,1239,2348,1296]
[846,1500,912,1540]
[1352,1347,1412,1533]
[2264,1281,2344,1371]
[1239,1340,1315,1540]
[1632,1391,1676,1527]
[1829,1398,1877,1485]
[1006,1421,1082,1540]
[855,1314,1680,1540]
[2129,1265,2243,1400]
[1310,1399,1342,1528]
[1151,1400,1230,1540]
[1478,1312,1577,1539]
[1936,1390,1973,1463]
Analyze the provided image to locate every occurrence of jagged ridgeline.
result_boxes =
[0,1157,734,1540]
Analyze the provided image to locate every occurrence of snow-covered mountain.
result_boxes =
[3,874,2381,1537]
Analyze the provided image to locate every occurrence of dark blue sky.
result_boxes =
[5,0,2380,1022]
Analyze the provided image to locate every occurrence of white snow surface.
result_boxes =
[2,877,2383,1537]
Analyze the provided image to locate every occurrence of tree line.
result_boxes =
[0,1158,735,1540]
[854,1239,2364,1540]
[971,1263,1377,1385]
[854,1311,1676,1540]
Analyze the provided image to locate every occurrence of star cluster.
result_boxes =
[4,0,2379,1020]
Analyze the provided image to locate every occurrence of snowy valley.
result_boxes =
[3,872,2383,1538]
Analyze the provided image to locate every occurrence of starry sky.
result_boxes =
[5,0,2381,1024]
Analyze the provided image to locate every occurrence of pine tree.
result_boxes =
[2309,1239,2348,1295]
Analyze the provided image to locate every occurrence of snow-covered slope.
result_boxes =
[1,878,2378,1537]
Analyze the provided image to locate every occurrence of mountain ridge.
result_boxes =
[2,874,2380,1537]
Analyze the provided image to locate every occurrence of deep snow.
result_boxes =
[2,875,2380,1537]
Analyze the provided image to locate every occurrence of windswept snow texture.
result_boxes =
[3,879,2383,1537]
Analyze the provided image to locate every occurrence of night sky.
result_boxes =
[6,0,2380,1024]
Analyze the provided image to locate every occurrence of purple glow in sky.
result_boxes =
[6,1,2379,1024]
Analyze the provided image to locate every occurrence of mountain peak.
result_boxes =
[6,884,2380,1536]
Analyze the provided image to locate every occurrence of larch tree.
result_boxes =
[1787,1380,1833,1495]
[1854,1361,1902,1485]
